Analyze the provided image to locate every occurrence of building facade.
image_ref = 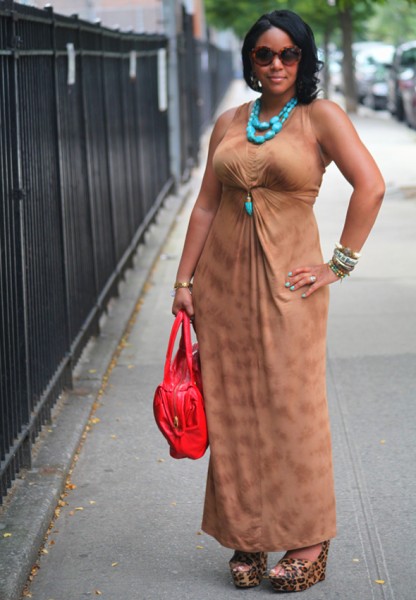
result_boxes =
[16,0,206,35]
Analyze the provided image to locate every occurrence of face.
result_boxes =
[251,27,300,99]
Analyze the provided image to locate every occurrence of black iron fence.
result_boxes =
[0,0,233,502]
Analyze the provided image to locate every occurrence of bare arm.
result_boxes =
[288,99,385,298]
[172,107,238,316]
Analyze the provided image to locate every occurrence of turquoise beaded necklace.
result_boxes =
[246,96,298,144]
[244,96,298,215]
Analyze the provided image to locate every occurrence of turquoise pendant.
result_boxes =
[245,191,253,216]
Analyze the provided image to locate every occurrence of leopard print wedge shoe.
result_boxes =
[268,540,330,593]
[229,551,268,588]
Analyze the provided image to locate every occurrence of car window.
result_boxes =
[401,48,416,67]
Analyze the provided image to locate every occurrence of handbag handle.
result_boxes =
[164,310,194,385]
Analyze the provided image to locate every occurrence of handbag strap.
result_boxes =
[164,310,194,384]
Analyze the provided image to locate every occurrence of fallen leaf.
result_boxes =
[111,562,119,567]
[49,540,56,546]
[90,418,101,425]
[171,502,177,506]
[157,458,165,463]
[110,434,117,439]
[127,365,134,369]
[41,548,49,554]
[380,439,386,444]
[352,558,360,562]
[3,533,12,538]
[95,591,102,596]
[74,507,84,511]
[88,369,97,374]
[197,531,203,536]
[196,545,204,549]
[48,429,53,433]
[375,580,385,584]
[89,500,96,505]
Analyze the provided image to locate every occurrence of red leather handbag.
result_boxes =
[153,310,208,459]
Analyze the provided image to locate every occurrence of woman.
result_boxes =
[172,9,384,593]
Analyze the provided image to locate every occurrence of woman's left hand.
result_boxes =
[286,263,339,298]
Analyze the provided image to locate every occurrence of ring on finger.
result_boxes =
[310,275,317,283]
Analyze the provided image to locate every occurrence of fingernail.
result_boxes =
[285,282,290,288]
[290,285,295,291]
[288,272,293,277]
[301,293,306,298]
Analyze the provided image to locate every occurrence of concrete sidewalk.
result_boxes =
[1,80,416,600]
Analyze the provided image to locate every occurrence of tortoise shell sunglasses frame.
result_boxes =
[250,45,302,67]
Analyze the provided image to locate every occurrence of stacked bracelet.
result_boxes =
[328,259,348,279]
[328,242,361,280]
[335,242,361,259]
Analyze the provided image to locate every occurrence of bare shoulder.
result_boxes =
[211,105,241,139]
[216,105,241,124]
[309,98,351,125]
[204,104,244,161]
[310,99,358,145]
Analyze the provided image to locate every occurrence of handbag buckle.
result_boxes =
[173,416,179,428]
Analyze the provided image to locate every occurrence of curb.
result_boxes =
[0,188,190,600]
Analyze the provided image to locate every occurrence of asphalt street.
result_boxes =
[1,79,415,600]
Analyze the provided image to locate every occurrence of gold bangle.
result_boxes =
[173,281,192,289]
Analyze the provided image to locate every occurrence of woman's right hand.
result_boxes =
[172,288,194,319]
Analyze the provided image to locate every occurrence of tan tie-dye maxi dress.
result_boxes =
[192,101,337,553]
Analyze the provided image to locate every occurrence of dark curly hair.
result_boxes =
[241,10,323,104]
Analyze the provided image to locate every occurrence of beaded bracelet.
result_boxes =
[328,259,349,279]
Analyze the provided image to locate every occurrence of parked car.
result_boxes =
[388,41,416,126]
[328,52,343,93]
[354,43,394,107]
[363,63,391,110]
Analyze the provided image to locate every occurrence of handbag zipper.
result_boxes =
[172,328,192,430]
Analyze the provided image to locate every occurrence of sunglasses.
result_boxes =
[251,45,302,67]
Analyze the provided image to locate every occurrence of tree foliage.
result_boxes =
[204,0,416,112]
[365,0,416,43]
[204,0,412,112]
[204,0,416,44]
[204,0,277,38]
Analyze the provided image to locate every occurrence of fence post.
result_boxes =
[7,0,32,469]
[162,0,181,190]
[48,6,74,389]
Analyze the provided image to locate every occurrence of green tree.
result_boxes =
[205,0,416,111]
[203,0,393,112]
[365,0,416,43]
